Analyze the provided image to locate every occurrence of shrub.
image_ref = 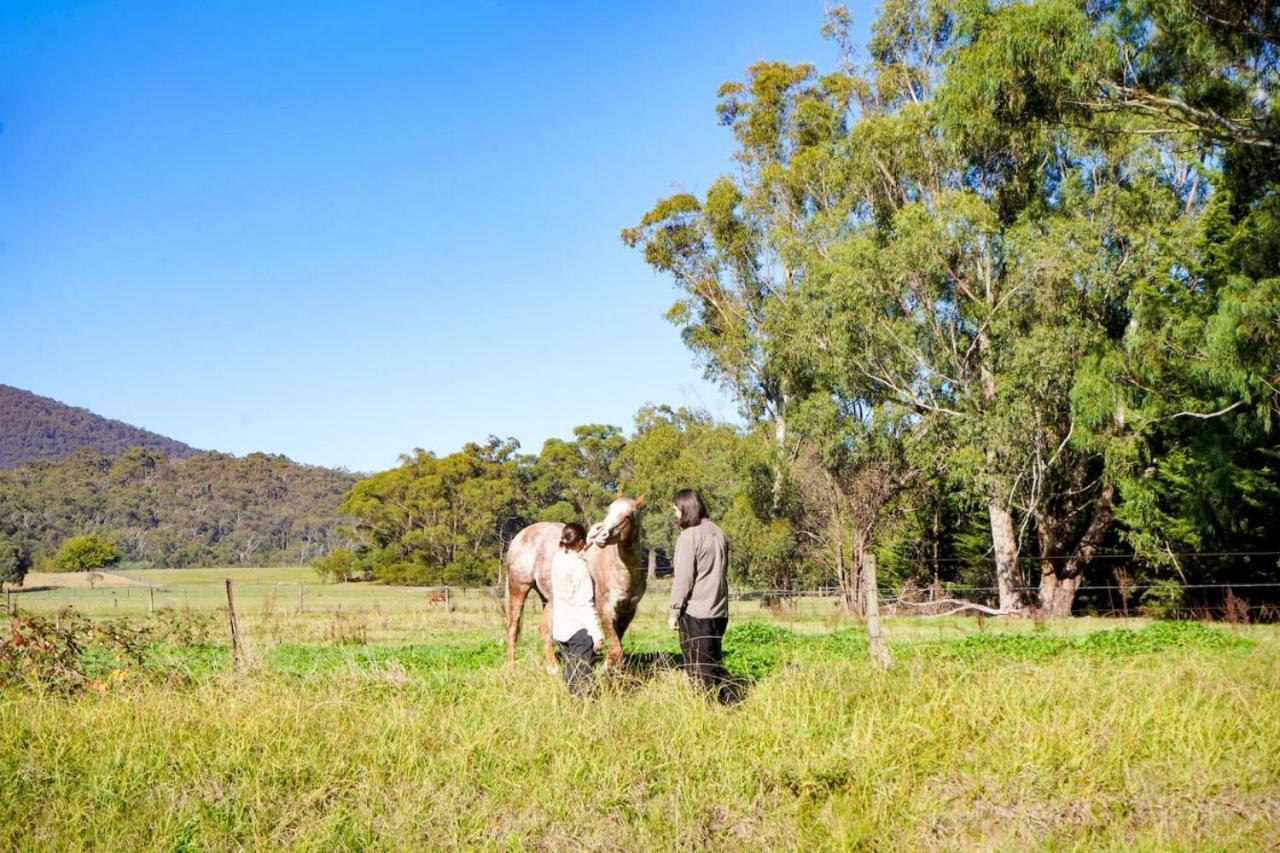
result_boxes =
[0,609,219,692]
[312,548,369,583]
[1140,579,1185,620]
[372,560,435,586]
[53,534,122,572]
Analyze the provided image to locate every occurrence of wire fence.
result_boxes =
[8,578,1280,620]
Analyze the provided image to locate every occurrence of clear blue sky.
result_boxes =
[1,1,870,472]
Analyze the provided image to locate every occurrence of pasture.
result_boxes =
[2,569,1277,849]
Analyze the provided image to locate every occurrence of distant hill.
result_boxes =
[0,384,203,469]
[0,449,357,567]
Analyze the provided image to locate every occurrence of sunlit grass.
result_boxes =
[1,599,1276,849]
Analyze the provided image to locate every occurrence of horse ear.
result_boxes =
[634,495,645,508]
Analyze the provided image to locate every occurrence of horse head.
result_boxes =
[588,494,645,547]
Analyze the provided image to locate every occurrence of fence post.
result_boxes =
[445,586,452,612]
[149,585,155,613]
[297,583,304,614]
[865,554,892,669]
[225,578,243,668]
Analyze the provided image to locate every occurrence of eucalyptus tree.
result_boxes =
[617,405,803,590]
[339,438,523,585]
[801,0,1234,614]
[0,533,31,590]
[629,0,1276,617]
[525,424,627,524]
[622,20,911,603]
[934,0,1280,606]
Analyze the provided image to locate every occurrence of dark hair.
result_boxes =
[673,488,707,528]
[559,522,587,550]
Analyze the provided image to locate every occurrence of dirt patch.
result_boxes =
[18,571,150,590]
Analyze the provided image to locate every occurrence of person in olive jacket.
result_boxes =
[668,488,732,702]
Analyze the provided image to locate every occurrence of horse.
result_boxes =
[504,495,646,671]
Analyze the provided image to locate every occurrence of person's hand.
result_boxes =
[668,611,680,631]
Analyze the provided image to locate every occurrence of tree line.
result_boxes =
[0,448,356,582]
[337,0,1279,615]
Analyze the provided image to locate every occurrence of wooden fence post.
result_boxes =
[149,585,155,613]
[297,583,304,614]
[225,578,243,668]
[865,553,892,669]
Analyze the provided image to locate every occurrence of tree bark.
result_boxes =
[987,500,1021,612]
[1036,483,1116,618]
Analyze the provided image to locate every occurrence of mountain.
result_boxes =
[0,384,203,469]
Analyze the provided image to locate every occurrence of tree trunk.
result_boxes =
[770,407,788,511]
[647,549,657,582]
[987,500,1021,612]
[1036,483,1116,618]
[1038,571,1081,618]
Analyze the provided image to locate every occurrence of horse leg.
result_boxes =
[539,598,559,675]
[614,602,637,641]
[599,603,623,670]
[506,578,532,670]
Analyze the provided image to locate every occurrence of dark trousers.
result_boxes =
[678,612,732,702]
[555,628,596,696]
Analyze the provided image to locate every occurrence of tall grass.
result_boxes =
[1,621,1276,849]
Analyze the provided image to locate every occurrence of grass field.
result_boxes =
[2,568,1278,849]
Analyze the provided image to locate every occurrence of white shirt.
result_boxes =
[551,548,604,644]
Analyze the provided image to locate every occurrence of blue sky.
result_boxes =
[1,1,869,472]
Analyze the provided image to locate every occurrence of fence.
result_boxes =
[10,577,1280,621]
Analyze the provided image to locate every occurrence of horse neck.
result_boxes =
[592,535,641,569]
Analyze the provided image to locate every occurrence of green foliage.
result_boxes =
[929,619,1246,662]
[1140,580,1187,620]
[624,0,1280,615]
[0,448,356,568]
[0,610,213,692]
[0,534,31,588]
[53,535,121,572]
[340,438,521,586]
[311,548,367,584]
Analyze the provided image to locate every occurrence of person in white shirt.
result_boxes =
[550,521,604,696]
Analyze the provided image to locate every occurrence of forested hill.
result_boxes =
[0,384,202,469]
[0,449,358,568]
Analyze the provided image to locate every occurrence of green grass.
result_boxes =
[2,588,1277,850]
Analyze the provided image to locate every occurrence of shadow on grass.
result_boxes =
[611,650,752,706]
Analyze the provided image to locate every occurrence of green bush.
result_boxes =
[1140,579,1186,620]
[53,535,121,572]
[371,560,435,586]
[312,548,369,583]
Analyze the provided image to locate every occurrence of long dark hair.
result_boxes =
[559,522,587,550]
[673,488,707,528]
